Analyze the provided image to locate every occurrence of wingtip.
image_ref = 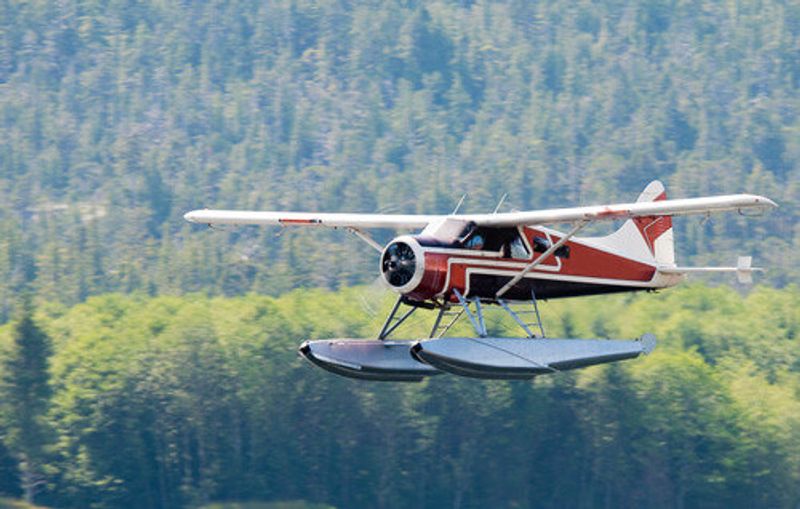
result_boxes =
[750,195,778,208]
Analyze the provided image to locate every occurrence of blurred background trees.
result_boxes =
[0,0,798,507]
[0,285,795,508]
[0,0,797,313]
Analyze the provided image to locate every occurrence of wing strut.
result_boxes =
[452,289,488,337]
[345,227,383,252]
[377,296,417,340]
[495,220,589,299]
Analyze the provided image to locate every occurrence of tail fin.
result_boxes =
[588,180,675,265]
[631,180,675,266]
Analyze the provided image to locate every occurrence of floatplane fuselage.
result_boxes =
[185,180,775,381]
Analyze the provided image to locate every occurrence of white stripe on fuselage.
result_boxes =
[425,228,661,298]
[430,230,561,297]
[460,267,661,299]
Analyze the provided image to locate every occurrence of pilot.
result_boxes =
[467,234,485,250]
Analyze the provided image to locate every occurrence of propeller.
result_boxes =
[381,241,416,287]
[357,275,390,318]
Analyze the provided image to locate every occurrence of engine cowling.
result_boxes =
[380,236,425,294]
[380,236,451,301]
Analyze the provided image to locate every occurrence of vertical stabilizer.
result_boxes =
[585,180,675,266]
[632,180,675,266]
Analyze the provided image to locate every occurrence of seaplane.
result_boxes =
[184,181,776,381]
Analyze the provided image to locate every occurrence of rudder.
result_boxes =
[632,180,675,266]
[587,180,675,266]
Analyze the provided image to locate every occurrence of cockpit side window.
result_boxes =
[460,227,529,258]
[508,236,529,259]
[531,235,570,258]
[462,232,485,250]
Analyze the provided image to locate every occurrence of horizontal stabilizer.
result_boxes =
[737,256,754,284]
[658,256,763,284]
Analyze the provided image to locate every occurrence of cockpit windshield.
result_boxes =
[421,218,474,243]
[418,220,530,259]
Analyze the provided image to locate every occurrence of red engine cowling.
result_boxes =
[380,236,448,302]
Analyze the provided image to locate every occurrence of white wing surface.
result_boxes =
[184,194,775,230]
[183,210,436,229]
[463,194,776,227]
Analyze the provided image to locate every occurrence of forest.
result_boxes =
[0,0,798,507]
[0,285,799,509]
[0,0,798,319]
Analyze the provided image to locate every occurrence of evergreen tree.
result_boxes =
[0,437,20,497]
[0,301,53,504]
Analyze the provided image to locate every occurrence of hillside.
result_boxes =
[0,0,798,322]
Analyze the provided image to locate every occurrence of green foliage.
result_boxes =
[0,285,796,508]
[0,498,50,509]
[0,304,53,504]
[0,442,20,498]
[0,0,799,506]
[0,0,797,313]
[199,502,335,509]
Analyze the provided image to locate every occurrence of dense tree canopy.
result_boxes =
[0,285,797,508]
[0,0,798,320]
[0,1,798,507]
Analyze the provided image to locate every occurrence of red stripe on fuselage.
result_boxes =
[409,227,656,300]
[522,227,655,281]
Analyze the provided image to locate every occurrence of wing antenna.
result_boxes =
[492,193,508,214]
[451,194,468,215]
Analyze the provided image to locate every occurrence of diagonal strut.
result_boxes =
[495,221,589,299]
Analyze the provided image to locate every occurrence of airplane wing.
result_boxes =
[183,210,436,229]
[184,194,775,229]
[462,194,777,227]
